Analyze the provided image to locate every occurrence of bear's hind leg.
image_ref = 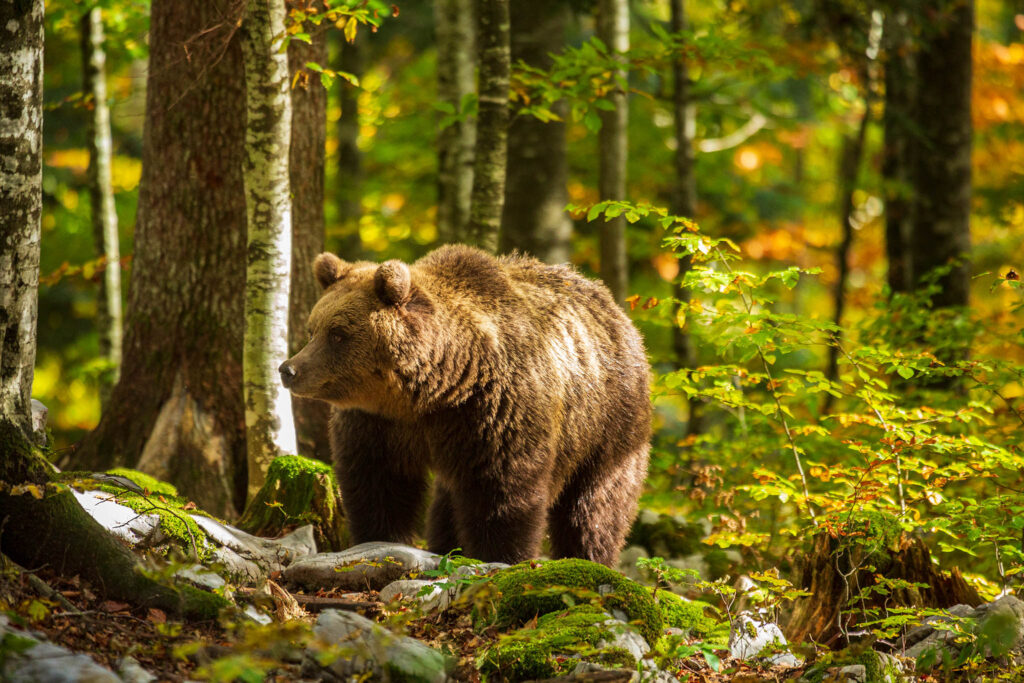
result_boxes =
[426,483,460,556]
[548,444,649,567]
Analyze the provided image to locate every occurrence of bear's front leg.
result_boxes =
[330,410,428,545]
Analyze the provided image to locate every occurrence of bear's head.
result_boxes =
[279,252,435,416]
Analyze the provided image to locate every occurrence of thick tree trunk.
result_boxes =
[288,4,331,463]
[669,0,701,435]
[0,0,222,620]
[597,0,630,306]
[241,0,297,499]
[0,0,44,448]
[465,0,510,252]
[81,8,122,404]
[908,0,973,308]
[499,0,571,263]
[336,36,364,257]
[73,0,249,517]
[882,11,913,295]
[435,0,476,244]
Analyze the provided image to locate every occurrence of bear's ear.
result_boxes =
[374,260,411,307]
[313,253,350,289]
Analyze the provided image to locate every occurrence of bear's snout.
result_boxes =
[278,361,297,388]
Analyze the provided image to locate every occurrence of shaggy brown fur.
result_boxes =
[280,245,651,565]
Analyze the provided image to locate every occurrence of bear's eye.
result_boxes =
[330,329,346,344]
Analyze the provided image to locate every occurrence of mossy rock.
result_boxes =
[801,647,904,683]
[64,468,217,560]
[237,455,347,551]
[655,590,727,643]
[486,558,663,645]
[480,604,638,681]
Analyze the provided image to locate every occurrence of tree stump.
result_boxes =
[238,455,347,551]
[783,513,982,646]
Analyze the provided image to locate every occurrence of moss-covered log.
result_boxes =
[237,455,347,550]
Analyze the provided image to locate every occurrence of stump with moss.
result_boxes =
[237,455,347,551]
[783,511,982,646]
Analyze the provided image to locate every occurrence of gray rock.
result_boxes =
[597,617,650,661]
[379,579,443,604]
[906,596,1024,662]
[0,615,119,683]
[285,542,441,591]
[307,609,449,682]
[837,664,867,682]
[117,657,157,683]
[175,565,226,591]
[71,490,166,547]
[452,562,509,578]
[729,613,802,668]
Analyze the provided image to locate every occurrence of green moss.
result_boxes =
[106,468,180,497]
[481,604,638,681]
[487,558,663,645]
[449,556,484,569]
[268,454,333,478]
[655,591,721,640]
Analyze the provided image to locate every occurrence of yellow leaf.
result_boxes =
[344,17,358,43]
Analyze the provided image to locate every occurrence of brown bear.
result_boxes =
[279,245,650,566]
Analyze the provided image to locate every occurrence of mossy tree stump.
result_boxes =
[783,512,982,646]
[238,455,347,551]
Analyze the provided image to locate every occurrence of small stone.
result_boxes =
[175,565,226,591]
[117,656,157,683]
[0,615,119,683]
[597,617,650,661]
[729,613,802,668]
[837,664,867,681]
[379,579,442,604]
[285,543,441,591]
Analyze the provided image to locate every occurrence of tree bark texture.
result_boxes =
[336,37,363,246]
[908,0,973,308]
[81,8,123,405]
[597,0,630,307]
[288,3,331,463]
[499,0,572,264]
[669,0,701,435]
[882,10,913,295]
[242,0,297,500]
[466,0,510,252]
[0,0,44,447]
[73,0,249,517]
[435,0,476,244]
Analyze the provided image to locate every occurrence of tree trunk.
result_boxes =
[597,0,630,306]
[73,0,250,518]
[288,3,331,463]
[241,0,297,500]
[465,0,510,252]
[0,0,223,620]
[499,0,571,263]
[882,10,913,295]
[336,36,365,257]
[669,0,701,435]
[908,0,973,308]
[0,0,44,448]
[81,7,122,405]
[435,0,476,244]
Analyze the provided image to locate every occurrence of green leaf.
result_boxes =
[896,366,914,380]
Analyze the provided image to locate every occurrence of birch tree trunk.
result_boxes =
[669,0,701,434]
[0,0,44,448]
[597,0,630,306]
[81,7,122,404]
[465,0,509,252]
[908,0,973,308]
[288,2,331,462]
[241,0,297,499]
[435,0,476,244]
[74,0,249,517]
[500,0,572,263]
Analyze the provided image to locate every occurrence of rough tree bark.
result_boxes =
[669,0,701,435]
[73,0,250,517]
[499,0,572,263]
[0,0,221,619]
[434,0,476,244]
[241,0,297,499]
[465,0,510,252]
[907,0,973,307]
[597,0,630,306]
[288,2,331,463]
[81,7,122,404]
[882,10,913,295]
[336,36,364,257]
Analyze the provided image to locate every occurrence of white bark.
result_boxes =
[597,0,629,307]
[82,7,122,399]
[0,0,44,444]
[241,0,297,499]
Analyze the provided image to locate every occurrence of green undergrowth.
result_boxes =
[63,468,216,560]
[480,604,637,680]
[655,590,727,644]
[484,558,663,645]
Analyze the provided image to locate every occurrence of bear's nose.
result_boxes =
[279,362,296,388]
